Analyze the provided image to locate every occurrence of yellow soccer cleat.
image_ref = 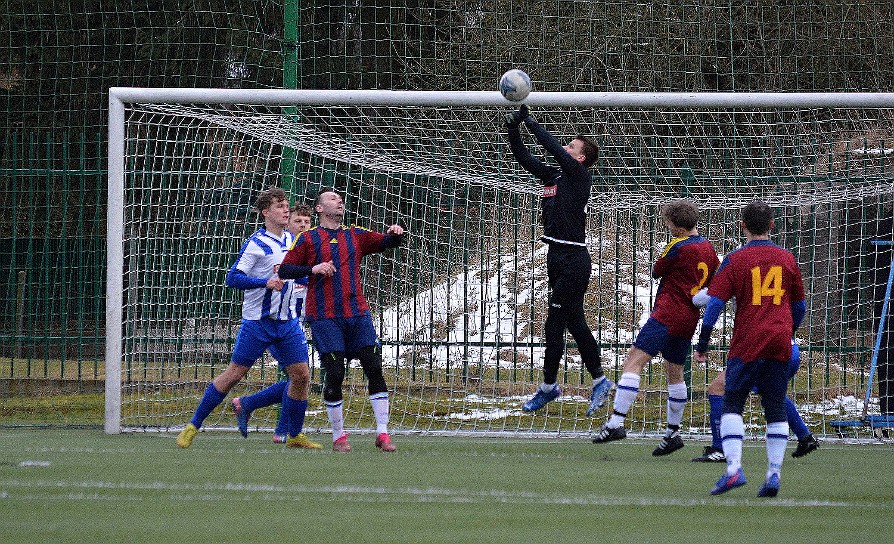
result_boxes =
[286,433,323,450]
[176,423,198,449]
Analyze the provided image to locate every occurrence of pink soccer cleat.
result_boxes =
[332,433,352,452]
[375,432,396,452]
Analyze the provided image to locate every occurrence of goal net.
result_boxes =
[107,89,894,439]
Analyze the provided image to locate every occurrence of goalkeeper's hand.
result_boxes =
[504,104,530,128]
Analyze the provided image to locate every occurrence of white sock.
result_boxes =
[720,413,745,476]
[608,372,640,428]
[540,382,558,393]
[592,375,607,387]
[370,392,390,434]
[666,382,688,430]
[326,401,344,442]
[766,421,789,479]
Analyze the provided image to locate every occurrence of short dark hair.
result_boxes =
[576,134,599,168]
[742,201,774,235]
[661,199,699,230]
[255,187,287,212]
[290,203,313,218]
[314,187,337,208]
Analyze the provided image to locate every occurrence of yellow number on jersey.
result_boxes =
[750,265,785,305]
[690,261,710,296]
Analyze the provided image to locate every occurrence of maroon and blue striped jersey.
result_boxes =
[281,225,402,322]
[650,235,720,337]
[707,240,805,363]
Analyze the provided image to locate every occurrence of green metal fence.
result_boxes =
[1,132,106,377]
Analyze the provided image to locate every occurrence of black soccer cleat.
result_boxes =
[652,433,684,456]
[592,424,627,444]
[791,434,819,458]
[691,445,726,463]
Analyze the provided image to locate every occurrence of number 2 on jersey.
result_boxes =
[751,265,785,305]
[690,262,710,296]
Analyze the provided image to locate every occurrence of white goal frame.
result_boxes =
[106,88,894,434]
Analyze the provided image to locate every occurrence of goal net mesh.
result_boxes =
[118,97,894,437]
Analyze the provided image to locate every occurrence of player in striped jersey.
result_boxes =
[278,188,405,452]
[231,204,314,444]
[176,188,320,450]
[695,201,806,497]
[592,199,719,455]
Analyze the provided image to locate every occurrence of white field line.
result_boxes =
[0,478,884,509]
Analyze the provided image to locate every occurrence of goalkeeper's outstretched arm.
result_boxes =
[505,106,554,181]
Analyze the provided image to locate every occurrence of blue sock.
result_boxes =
[283,395,308,437]
[274,412,289,435]
[709,394,724,449]
[241,380,287,413]
[190,382,226,429]
[274,384,290,435]
[785,396,810,440]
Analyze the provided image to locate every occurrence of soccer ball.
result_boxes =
[499,69,532,102]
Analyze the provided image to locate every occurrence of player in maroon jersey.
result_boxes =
[695,200,806,497]
[278,188,404,452]
[592,200,719,454]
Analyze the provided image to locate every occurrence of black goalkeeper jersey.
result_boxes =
[507,118,591,246]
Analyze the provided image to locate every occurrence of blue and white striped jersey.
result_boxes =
[227,228,304,321]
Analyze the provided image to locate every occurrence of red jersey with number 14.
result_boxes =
[707,240,805,363]
[650,235,720,337]
[281,225,399,322]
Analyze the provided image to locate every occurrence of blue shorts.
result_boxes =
[632,317,690,365]
[309,313,379,355]
[752,342,801,394]
[231,318,309,367]
[723,357,788,422]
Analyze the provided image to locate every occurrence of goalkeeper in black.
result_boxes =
[505,105,611,415]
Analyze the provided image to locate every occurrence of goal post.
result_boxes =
[106,93,126,434]
[107,88,894,438]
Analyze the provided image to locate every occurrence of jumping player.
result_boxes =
[176,188,321,450]
[505,104,611,416]
[592,199,719,455]
[695,200,806,497]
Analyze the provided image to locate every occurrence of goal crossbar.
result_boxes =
[109,87,894,108]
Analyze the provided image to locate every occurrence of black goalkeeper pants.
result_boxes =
[542,245,603,384]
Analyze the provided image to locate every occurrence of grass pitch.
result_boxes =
[0,429,891,544]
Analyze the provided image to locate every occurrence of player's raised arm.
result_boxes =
[505,105,554,181]
[524,115,582,172]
